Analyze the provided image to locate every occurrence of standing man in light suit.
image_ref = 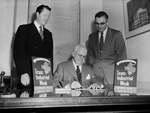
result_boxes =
[13,5,53,88]
[87,11,127,89]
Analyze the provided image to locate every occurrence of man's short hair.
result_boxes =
[36,5,51,14]
[95,11,109,20]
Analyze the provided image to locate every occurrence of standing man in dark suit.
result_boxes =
[13,5,53,88]
[87,11,127,89]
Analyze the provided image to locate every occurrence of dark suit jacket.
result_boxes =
[87,27,127,84]
[13,23,53,86]
[53,60,101,88]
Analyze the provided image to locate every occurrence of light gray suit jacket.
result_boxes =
[53,60,100,88]
[87,27,127,84]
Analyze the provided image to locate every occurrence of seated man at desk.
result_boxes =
[53,44,104,90]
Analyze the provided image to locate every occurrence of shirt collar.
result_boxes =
[98,27,108,41]
[34,20,43,31]
[103,27,108,35]
[99,26,108,35]
[72,59,82,71]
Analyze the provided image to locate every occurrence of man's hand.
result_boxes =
[64,83,71,89]
[21,73,30,86]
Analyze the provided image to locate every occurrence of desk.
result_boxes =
[0,88,150,112]
[1,96,150,112]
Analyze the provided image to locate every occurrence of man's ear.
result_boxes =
[72,52,75,57]
[106,22,108,26]
[36,12,39,17]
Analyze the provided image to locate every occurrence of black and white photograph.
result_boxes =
[0,0,150,112]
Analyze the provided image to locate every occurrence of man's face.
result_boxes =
[95,16,108,32]
[36,8,51,26]
[73,48,87,66]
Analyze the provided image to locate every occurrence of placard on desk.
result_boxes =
[114,59,138,96]
[32,57,53,97]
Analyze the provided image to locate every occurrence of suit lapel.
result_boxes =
[81,65,86,81]
[31,23,39,35]
[81,65,92,87]
[103,28,112,54]
[31,23,44,41]
[68,61,78,81]
[93,31,101,57]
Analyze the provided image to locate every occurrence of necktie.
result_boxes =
[76,66,82,83]
[100,32,104,53]
[39,26,44,40]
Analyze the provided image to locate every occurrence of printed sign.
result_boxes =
[32,57,53,96]
[114,59,138,96]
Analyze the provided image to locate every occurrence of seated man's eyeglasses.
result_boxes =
[75,52,86,59]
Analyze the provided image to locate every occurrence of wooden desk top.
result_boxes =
[0,88,150,112]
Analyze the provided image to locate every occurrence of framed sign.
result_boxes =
[32,57,53,95]
[114,59,138,96]
[123,0,150,39]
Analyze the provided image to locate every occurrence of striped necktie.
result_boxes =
[100,32,104,53]
[39,26,44,40]
[76,66,82,83]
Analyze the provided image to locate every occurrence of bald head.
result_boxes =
[73,45,87,53]
[72,45,87,66]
